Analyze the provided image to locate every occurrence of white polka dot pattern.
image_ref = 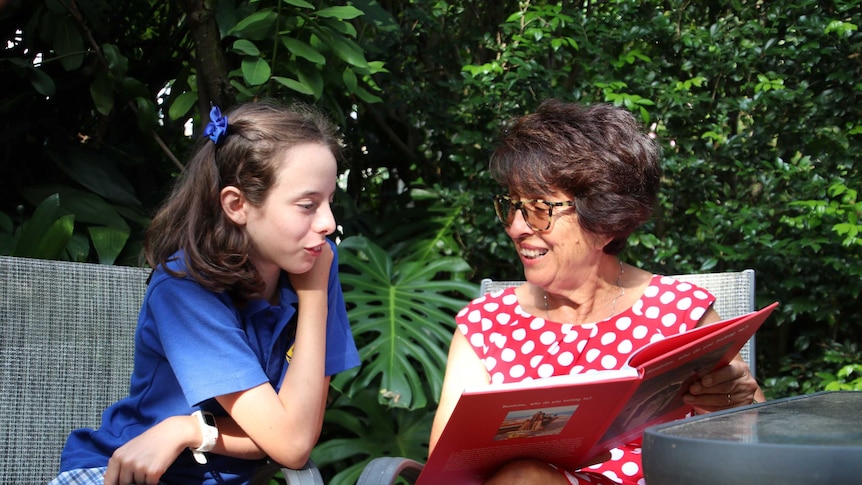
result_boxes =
[456,275,715,485]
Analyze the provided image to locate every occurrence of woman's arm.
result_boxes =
[429,330,490,455]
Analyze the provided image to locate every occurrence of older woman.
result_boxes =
[430,99,764,485]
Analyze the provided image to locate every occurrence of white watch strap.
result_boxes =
[191,410,218,465]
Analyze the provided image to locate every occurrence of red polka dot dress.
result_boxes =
[455,275,716,485]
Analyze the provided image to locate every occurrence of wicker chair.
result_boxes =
[355,270,758,485]
[0,255,321,485]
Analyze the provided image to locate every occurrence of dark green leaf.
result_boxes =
[89,226,130,265]
[101,43,128,77]
[231,39,260,56]
[134,96,158,132]
[296,63,323,99]
[341,68,357,92]
[54,16,85,71]
[169,91,197,121]
[322,35,368,68]
[228,9,277,40]
[89,72,114,116]
[28,66,55,97]
[281,37,326,64]
[241,57,271,86]
[14,194,74,259]
[281,0,315,9]
[45,147,141,207]
[314,6,364,20]
[272,76,315,95]
[20,185,129,230]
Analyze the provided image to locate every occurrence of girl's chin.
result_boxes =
[289,262,315,275]
[278,256,314,275]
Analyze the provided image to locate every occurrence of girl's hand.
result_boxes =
[103,416,195,485]
[289,241,333,294]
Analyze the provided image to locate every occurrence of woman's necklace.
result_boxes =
[544,259,625,324]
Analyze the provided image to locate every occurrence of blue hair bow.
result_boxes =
[203,106,228,145]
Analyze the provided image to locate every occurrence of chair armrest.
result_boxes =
[280,460,324,485]
[356,457,424,485]
[250,459,324,485]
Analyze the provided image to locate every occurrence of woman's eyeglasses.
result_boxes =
[493,195,576,232]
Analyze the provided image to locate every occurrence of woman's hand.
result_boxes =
[103,415,196,485]
[684,357,765,414]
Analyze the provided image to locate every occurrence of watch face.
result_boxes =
[203,413,217,427]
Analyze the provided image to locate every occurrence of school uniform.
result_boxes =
[56,239,359,484]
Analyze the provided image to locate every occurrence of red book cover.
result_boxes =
[416,302,778,485]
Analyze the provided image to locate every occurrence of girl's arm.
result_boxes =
[104,246,334,483]
[429,330,490,455]
[103,415,198,485]
[214,243,333,467]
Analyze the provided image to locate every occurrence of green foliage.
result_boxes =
[1,1,158,263]
[784,182,862,248]
[335,235,476,410]
[7,193,73,260]
[1,0,390,264]
[217,1,385,106]
[764,340,862,397]
[1,185,141,264]
[312,389,434,485]
[312,197,477,479]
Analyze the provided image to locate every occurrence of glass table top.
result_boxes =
[642,391,862,484]
[650,390,862,446]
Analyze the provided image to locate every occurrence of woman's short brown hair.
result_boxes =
[489,99,661,255]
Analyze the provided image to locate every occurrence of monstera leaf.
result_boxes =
[336,236,477,410]
[312,389,434,485]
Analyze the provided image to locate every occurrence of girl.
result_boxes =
[50,101,359,484]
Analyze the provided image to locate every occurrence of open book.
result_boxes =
[416,302,779,485]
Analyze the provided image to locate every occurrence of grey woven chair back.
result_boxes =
[0,256,151,484]
[479,269,757,373]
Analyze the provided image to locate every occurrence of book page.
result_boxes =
[627,310,751,368]
[630,302,777,373]
[588,302,778,456]
[477,367,639,393]
[418,374,640,485]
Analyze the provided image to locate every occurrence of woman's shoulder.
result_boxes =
[647,274,714,297]
[455,286,521,323]
[638,274,716,311]
[470,285,519,307]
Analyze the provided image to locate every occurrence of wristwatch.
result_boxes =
[191,410,218,465]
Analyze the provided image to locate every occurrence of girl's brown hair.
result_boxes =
[144,100,341,304]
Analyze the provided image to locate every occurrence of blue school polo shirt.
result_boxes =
[59,239,360,484]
